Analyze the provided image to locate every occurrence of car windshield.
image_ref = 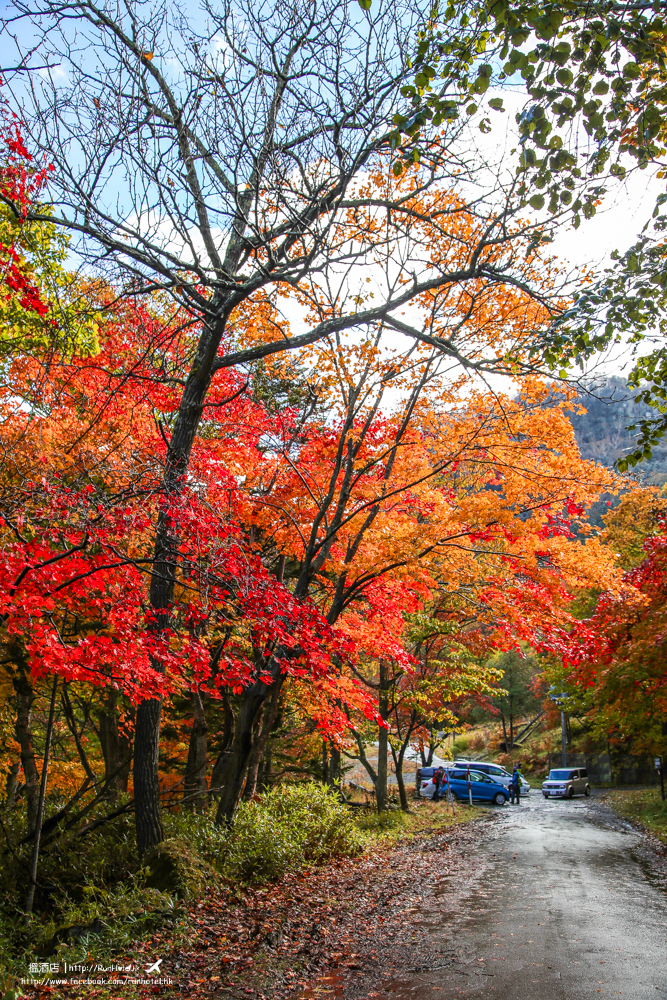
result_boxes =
[548,769,572,780]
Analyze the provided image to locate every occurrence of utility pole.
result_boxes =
[549,688,568,768]
[561,710,567,768]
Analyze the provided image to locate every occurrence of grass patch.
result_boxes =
[353,798,480,843]
[606,787,667,842]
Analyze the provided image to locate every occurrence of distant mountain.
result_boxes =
[568,376,667,486]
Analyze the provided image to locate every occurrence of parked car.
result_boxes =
[419,768,508,805]
[416,764,454,799]
[454,759,531,796]
[542,767,591,799]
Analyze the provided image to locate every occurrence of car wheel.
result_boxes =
[493,792,507,805]
[567,787,574,799]
[585,785,590,796]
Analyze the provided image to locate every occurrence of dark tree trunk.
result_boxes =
[134,308,234,852]
[214,673,276,825]
[395,755,409,812]
[4,760,19,810]
[183,688,208,811]
[322,739,329,785]
[328,745,341,790]
[97,689,132,796]
[376,661,389,813]
[243,680,281,801]
[500,712,508,751]
[256,743,272,791]
[61,685,101,793]
[25,675,58,919]
[133,697,163,853]
[210,690,235,798]
[12,652,40,834]
[391,742,410,812]
[352,731,378,791]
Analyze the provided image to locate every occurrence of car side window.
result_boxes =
[569,771,577,780]
[580,769,588,778]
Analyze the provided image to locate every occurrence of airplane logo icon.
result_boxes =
[146,959,163,974]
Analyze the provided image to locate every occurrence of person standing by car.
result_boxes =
[510,767,521,804]
[433,766,444,802]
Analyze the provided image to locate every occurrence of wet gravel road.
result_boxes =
[379,793,667,1000]
[299,793,667,1000]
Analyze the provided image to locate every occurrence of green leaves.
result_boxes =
[390,0,667,242]
[357,0,372,8]
[556,68,573,86]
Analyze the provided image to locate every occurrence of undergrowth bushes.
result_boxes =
[165,781,364,882]
[0,782,364,979]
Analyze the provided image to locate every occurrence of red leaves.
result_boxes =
[0,101,52,318]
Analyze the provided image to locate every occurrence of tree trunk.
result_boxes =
[62,685,101,794]
[322,739,329,785]
[328,745,341,791]
[133,697,163,853]
[214,672,277,825]
[391,743,409,812]
[134,308,234,852]
[500,712,508,751]
[4,760,20,810]
[424,729,435,766]
[243,680,281,801]
[351,732,378,791]
[25,675,58,919]
[184,688,208,811]
[210,690,235,798]
[376,661,389,813]
[97,689,132,796]
[12,653,40,834]
[257,742,272,792]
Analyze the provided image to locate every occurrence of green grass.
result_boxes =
[606,787,667,842]
[353,797,483,844]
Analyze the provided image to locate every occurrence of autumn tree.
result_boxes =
[562,489,667,762]
[0,0,604,849]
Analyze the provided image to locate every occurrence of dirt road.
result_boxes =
[301,793,667,1000]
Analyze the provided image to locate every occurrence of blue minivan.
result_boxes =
[419,768,508,805]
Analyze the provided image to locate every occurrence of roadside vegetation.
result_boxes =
[0,786,472,994]
[605,789,667,844]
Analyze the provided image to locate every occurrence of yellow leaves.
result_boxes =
[228,293,290,351]
[603,486,667,570]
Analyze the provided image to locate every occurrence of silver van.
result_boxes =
[542,767,590,799]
